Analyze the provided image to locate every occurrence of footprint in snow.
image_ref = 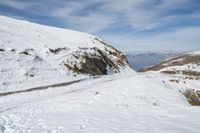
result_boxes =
[0,126,5,133]
[80,125,86,129]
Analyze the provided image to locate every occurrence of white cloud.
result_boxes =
[1,0,199,51]
[98,0,194,31]
[0,0,32,10]
[102,26,200,51]
[49,1,115,33]
[68,13,115,33]
[0,0,197,33]
[50,2,79,18]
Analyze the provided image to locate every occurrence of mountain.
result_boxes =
[126,51,184,71]
[0,15,131,92]
[139,51,200,105]
[0,16,200,133]
[139,51,200,78]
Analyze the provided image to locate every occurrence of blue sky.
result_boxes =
[0,0,200,52]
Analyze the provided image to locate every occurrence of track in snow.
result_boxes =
[0,77,99,97]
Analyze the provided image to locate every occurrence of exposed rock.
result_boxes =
[183,89,200,106]
[63,47,130,76]
[19,51,31,56]
[11,49,16,52]
[169,79,179,83]
[0,48,4,52]
[49,47,69,54]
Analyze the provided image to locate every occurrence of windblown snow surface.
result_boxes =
[0,15,130,93]
[0,16,200,133]
[1,73,200,133]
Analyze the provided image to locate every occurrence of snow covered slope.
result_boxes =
[139,51,200,105]
[139,51,200,78]
[0,15,131,92]
[0,73,200,133]
[1,15,200,133]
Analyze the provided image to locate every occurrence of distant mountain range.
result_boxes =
[139,51,200,77]
[126,51,186,71]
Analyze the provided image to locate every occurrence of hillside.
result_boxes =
[126,51,184,71]
[0,15,131,92]
[0,16,200,133]
[139,51,200,78]
[1,73,200,133]
[139,51,200,105]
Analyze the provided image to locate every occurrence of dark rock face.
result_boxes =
[183,89,200,106]
[79,57,107,75]
[0,48,5,52]
[49,47,69,54]
[63,47,130,76]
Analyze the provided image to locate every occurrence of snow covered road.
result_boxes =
[0,77,101,97]
[0,74,200,133]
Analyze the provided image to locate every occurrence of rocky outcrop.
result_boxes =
[183,89,200,106]
[63,46,130,76]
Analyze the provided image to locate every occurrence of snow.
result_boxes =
[0,16,105,51]
[160,63,200,73]
[0,15,200,133]
[0,73,200,133]
[156,51,200,73]
[0,15,131,92]
[189,51,200,56]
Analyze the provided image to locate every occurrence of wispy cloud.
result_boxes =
[0,0,199,51]
[49,1,115,33]
[103,26,200,51]
[2,0,199,32]
[0,0,31,10]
